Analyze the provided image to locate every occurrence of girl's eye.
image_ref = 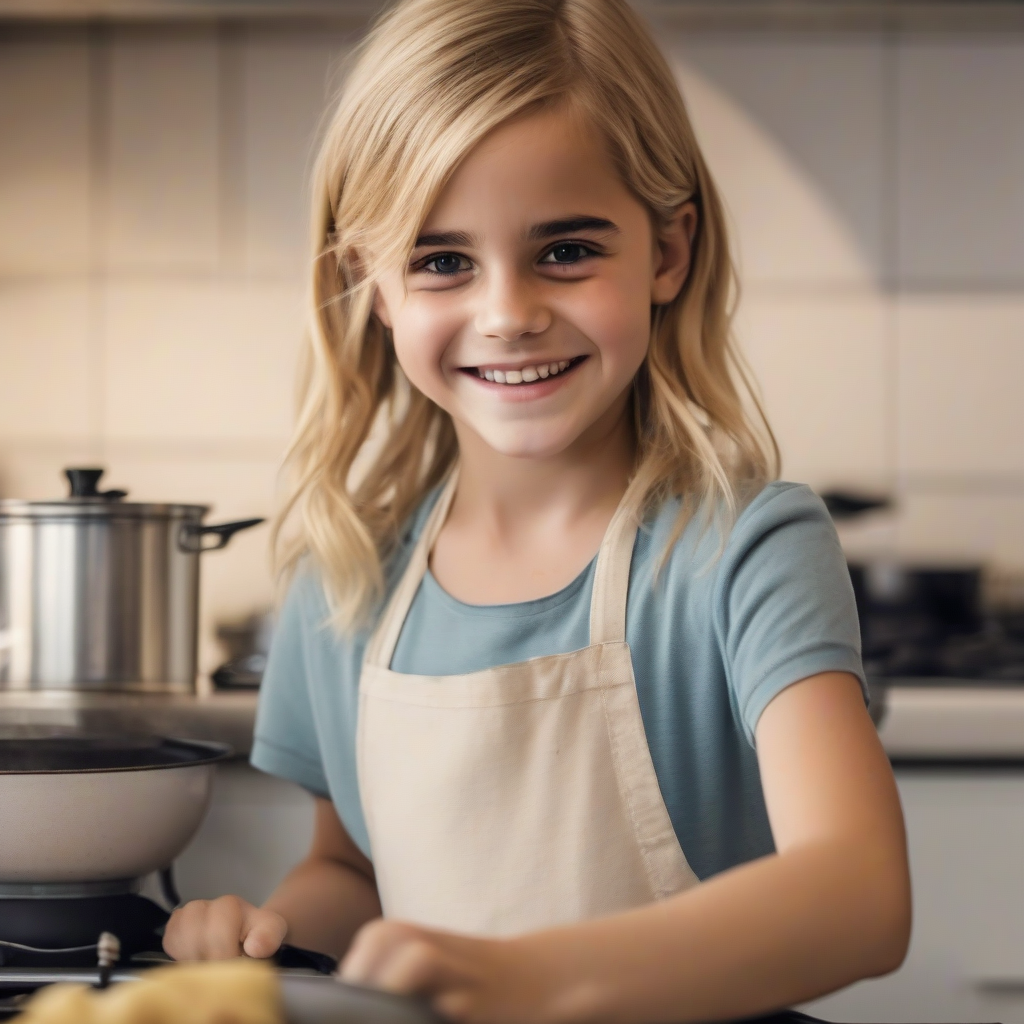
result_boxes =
[540,243,595,266]
[421,253,471,275]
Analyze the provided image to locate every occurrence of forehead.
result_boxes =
[421,105,639,233]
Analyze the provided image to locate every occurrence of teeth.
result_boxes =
[477,358,575,384]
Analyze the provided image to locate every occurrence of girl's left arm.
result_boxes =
[340,670,911,1024]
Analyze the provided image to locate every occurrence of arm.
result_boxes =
[339,671,911,1023]
[263,797,382,959]
[164,798,381,962]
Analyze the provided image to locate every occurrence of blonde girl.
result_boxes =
[165,1,911,1020]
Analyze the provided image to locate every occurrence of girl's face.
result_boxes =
[373,105,695,461]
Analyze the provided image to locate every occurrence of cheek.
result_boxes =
[390,300,462,388]
[571,276,650,370]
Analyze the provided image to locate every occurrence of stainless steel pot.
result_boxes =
[0,469,263,694]
[0,734,230,885]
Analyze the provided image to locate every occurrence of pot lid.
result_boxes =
[0,468,209,520]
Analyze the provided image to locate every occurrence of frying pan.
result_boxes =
[0,734,230,884]
[0,971,829,1024]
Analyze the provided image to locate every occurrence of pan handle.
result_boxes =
[179,517,265,553]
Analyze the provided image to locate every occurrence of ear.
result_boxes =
[372,286,393,329]
[651,201,699,305]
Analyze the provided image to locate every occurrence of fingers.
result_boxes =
[241,906,289,959]
[340,920,470,996]
[163,896,283,962]
[203,896,247,959]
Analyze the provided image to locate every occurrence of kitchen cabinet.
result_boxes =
[808,768,1024,1024]
[175,763,1024,1024]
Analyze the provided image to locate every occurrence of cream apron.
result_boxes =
[357,473,699,937]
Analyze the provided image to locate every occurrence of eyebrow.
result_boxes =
[528,216,618,240]
[414,230,474,248]
[413,216,619,250]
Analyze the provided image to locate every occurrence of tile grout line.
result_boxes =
[217,20,247,275]
[86,21,112,468]
[881,26,902,529]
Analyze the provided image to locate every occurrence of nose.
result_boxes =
[473,268,551,342]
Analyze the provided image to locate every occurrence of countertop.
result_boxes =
[877,681,1024,762]
[0,688,259,757]
[4,681,1024,764]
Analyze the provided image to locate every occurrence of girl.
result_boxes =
[165,1,911,1021]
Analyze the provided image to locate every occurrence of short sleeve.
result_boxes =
[715,484,865,745]
[250,572,331,797]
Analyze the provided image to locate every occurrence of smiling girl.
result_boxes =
[164,1,911,1020]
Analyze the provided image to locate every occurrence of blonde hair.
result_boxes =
[276,0,778,627]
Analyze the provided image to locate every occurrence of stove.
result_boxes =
[0,884,888,1024]
[0,876,336,1021]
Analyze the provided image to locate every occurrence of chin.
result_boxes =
[470,423,586,461]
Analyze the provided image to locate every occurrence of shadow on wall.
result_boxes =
[669,52,882,289]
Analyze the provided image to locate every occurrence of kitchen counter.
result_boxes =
[4,681,1023,764]
[0,689,259,756]
[877,681,1024,762]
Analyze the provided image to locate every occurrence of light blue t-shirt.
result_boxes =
[251,481,864,881]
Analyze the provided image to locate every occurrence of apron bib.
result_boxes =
[357,472,698,937]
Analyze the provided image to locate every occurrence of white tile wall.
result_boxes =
[1,20,1023,679]
[0,282,95,438]
[897,38,1024,287]
[898,294,1024,479]
[0,30,91,276]
[0,443,103,501]
[105,26,220,272]
[241,27,354,276]
[103,279,304,442]
[677,36,888,285]
[674,56,877,288]
[735,291,891,489]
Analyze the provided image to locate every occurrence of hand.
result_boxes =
[163,895,288,961]
[339,919,590,1024]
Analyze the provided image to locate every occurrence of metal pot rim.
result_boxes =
[0,499,210,520]
[0,736,232,775]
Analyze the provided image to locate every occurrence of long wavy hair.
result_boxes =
[275,0,778,628]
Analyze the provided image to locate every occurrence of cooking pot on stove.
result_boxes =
[0,733,230,885]
[0,469,263,693]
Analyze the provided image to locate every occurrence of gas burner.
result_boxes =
[0,893,168,969]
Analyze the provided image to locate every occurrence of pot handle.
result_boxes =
[179,517,265,553]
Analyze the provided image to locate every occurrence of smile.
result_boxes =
[469,356,585,385]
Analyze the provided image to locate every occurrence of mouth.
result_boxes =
[462,356,587,385]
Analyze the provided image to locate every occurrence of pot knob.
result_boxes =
[65,467,129,501]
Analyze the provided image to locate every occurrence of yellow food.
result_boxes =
[15,959,283,1024]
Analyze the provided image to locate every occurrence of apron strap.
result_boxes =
[589,500,639,647]
[363,465,637,665]
[363,467,460,670]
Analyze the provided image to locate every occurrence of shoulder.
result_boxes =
[280,484,446,636]
[733,480,833,531]
[634,481,851,623]
[722,481,838,564]
[639,481,836,573]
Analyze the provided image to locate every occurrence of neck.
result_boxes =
[448,396,635,538]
